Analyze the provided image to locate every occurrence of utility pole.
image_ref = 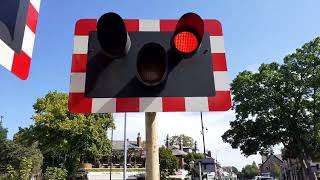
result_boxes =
[145,112,160,180]
[0,115,3,123]
[200,112,206,156]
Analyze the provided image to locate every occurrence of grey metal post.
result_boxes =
[123,113,127,180]
[109,127,113,180]
[200,112,206,156]
[199,162,202,180]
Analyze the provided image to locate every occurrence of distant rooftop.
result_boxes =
[171,149,187,156]
[112,140,142,151]
[262,154,283,164]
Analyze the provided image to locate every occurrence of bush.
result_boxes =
[159,147,178,179]
[0,158,33,180]
[44,167,68,180]
[5,165,17,179]
[184,152,204,171]
[19,157,33,180]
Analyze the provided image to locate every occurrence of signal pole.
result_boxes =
[109,127,113,180]
[123,113,128,180]
[145,112,160,180]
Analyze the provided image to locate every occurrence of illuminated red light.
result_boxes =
[174,31,199,53]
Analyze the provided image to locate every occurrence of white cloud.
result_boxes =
[110,111,261,170]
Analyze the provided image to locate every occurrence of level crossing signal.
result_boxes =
[68,12,231,113]
[0,0,41,80]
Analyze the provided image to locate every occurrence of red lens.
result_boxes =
[174,31,199,53]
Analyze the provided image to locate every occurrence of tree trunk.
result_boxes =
[300,156,316,180]
[304,156,316,180]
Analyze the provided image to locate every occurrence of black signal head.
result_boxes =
[171,12,204,57]
[136,43,167,87]
[97,12,130,58]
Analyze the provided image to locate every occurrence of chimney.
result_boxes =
[207,150,212,157]
[137,133,141,147]
[179,138,183,150]
[166,134,169,148]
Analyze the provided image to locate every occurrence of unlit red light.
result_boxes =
[174,31,198,53]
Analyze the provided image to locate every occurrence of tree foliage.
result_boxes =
[159,147,178,179]
[184,152,204,171]
[5,165,16,179]
[0,121,8,142]
[222,37,320,160]
[169,134,194,148]
[14,91,114,177]
[18,157,33,180]
[240,162,259,179]
[1,157,35,180]
[0,140,43,176]
[0,121,43,179]
[271,162,281,179]
[44,167,68,180]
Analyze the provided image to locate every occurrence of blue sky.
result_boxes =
[1,0,320,169]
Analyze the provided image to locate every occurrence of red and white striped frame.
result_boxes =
[0,0,41,80]
[68,19,231,113]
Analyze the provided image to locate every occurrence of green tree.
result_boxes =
[0,120,8,142]
[241,162,259,179]
[44,167,68,180]
[313,151,320,162]
[1,157,35,180]
[159,147,178,179]
[184,152,204,171]
[0,140,43,176]
[222,37,320,179]
[14,91,114,177]
[5,165,17,179]
[169,134,194,148]
[18,157,33,180]
[271,163,281,179]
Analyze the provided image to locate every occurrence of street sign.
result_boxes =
[68,13,231,113]
[0,0,41,80]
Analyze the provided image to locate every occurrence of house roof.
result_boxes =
[262,154,283,163]
[112,140,142,151]
[195,157,216,164]
[262,155,267,163]
[261,154,284,167]
[171,149,187,156]
[275,154,283,161]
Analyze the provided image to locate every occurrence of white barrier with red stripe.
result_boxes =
[68,19,231,113]
[0,0,41,80]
